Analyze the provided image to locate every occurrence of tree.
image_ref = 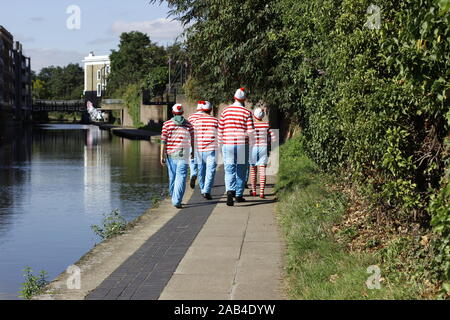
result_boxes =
[34,64,84,100]
[32,78,46,100]
[107,31,167,96]
[152,0,279,105]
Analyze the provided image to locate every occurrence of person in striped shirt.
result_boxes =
[187,103,206,189]
[249,108,276,199]
[218,87,254,206]
[160,104,194,209]
[193,101,219,200]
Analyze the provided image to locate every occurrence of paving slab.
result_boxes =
[175,257,237,275]
[184,245,242,260]
[163,274,234,294]
[160,175,285,300]
[159,292,230,300]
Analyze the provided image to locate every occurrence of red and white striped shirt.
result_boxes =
[161,118,194,155]
[193,114,219,152]
[251,121,276,147]
[188,112,204,125]
[218,102,254,145]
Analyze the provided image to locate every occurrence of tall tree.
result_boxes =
[35,64,84,100]
[151,0,279,105]
[107,31,167,96]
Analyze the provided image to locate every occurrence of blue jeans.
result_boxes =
[166,156,188,206]
[222,145,248,197]
[196,150,217,194]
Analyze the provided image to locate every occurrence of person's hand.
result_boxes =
[160,157,166,167]
[190,151,195,160]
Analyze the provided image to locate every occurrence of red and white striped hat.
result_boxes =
[196,101,205,111]
[198,100,212,111]
[253,108,265,121]
[234,87,246,102]
[172,103,184,115]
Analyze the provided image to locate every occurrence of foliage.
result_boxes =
[276,137,421,299]
[34,64,84,100]
[107,32,187,126]
[122,83,142,127]
[143,66,169,98]
[428,132,450,293]
[152,0,280,105]
[107,31,172,97]
[32,78,46,100]
[91,209,128,240]
[19,267,49,300]
[183,76,204,101]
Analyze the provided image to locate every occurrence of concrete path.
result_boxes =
[159,177,284,300]
[83,171,284,300]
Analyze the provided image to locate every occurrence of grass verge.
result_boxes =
[276,137,423,299]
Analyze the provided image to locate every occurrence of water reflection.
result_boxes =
[0,124,166,299]
[0,126,32,235]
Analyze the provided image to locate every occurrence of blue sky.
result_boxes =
[0,0,183,72]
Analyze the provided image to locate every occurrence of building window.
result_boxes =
[106,65,110,74]
[97,83,102,97]
[97,70,101,80]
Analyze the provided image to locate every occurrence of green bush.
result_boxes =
[274,0,449,213]
[429,135,450,293]
[273,0,450,288]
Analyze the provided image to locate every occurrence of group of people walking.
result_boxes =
[160,88,275,209]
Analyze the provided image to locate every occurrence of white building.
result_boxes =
[82,52,110,101]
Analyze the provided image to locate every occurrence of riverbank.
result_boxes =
[34,186,194,300]
[96,123,161,141]
[35,170,284,300]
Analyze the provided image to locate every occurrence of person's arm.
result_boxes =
[160,124,168,166]
[218,113,224,147]
[246,112,255,143]
[160,142,167,166]
[190,125,195,159]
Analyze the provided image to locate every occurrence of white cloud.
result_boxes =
[111,18,184,43]
[23,48,86,72]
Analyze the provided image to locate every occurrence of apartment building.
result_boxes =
[83,52,110,105]
[0,25,32,124]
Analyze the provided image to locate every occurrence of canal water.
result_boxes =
[0,124,167,299]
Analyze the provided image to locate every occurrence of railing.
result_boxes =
[32,99,86,112]
[101,99,124,105]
